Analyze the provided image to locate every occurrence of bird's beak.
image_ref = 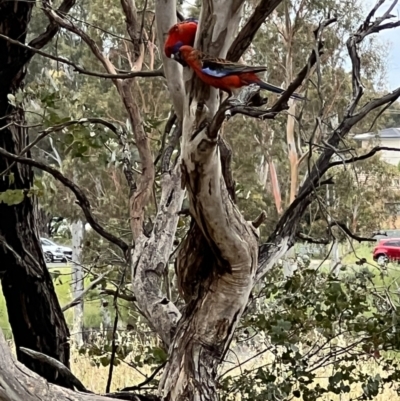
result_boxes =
[171,54,175,59]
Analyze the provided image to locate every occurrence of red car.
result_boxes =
[373,238,400,265]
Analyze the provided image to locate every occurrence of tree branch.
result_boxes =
[0,117,123,179]
[0,147,129,254]
[19,347,89,393]
[120,362,166,391]
[327,146,400,169]
[61,269,111,312]
[296,232,330,245]
[100,288,137,302]
[42,0,155,240]
[28,0,76,50]
[330,222,376,243]
[227,0,284,62]
[0,33,164,79]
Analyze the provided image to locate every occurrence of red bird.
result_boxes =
[164,19,198,67]
[172,45,304,100]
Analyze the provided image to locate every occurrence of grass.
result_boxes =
[0,262,106,338]
[70,351,151,393]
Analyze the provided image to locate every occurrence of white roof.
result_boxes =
[353,127,400,140]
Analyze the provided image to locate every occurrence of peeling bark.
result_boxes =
[132,162,184,347]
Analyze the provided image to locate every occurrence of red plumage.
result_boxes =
[175,45,304,100]
[164,20,198,59]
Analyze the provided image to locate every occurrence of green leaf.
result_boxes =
[0,189,25,205]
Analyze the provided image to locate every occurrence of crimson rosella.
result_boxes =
[172,45,304,100]
[164,19,198,67]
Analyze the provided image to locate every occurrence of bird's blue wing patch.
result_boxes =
[201,67,229,77]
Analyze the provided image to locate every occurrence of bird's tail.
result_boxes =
[256,79,304,100]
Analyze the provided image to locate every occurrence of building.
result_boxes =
[353,127,400,166]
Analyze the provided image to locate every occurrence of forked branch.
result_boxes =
[0,147,129,254]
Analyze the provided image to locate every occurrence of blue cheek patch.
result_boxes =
[201,67,228,78]
[172,42,184,53]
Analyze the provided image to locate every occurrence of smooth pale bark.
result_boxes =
[155,0,185,119]
[70,219,85,347]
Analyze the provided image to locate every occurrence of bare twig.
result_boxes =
[61,269,112,312]
[120,362,166,391]
[0,33,164,80]
[330,222,376,243]
[0,147,129,254]
[296,232,330,245]
[327,146,400,169]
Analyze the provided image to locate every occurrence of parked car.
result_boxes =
[40,238,72,263]
[372,238,400,265]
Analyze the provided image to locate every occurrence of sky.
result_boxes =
[365,0,400,90]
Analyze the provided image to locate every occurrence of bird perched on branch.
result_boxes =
[172,45,304,100]
[164,18,198,66]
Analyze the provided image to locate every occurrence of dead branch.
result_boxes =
[120,362,166,391]
[227,0,284,62]
[19,347,89,392]
[0,147,129,254]
[327,146,400,169]
[330,222,376,243]
[296,232,329,245]
[0,34,164,79]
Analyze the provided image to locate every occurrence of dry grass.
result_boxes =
[69,345,400,400]
[70,350,153,393]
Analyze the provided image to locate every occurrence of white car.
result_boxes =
[40,238,72,263]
